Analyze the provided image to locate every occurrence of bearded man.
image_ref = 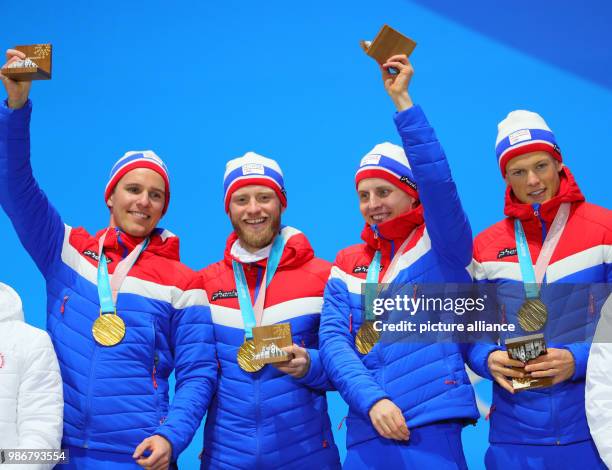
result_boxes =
[198,152,341,469]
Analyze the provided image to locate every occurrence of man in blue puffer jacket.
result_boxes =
[319,55,479,468]
[0,48,217,469]
[469,109,611,468]
[199,152,340,469]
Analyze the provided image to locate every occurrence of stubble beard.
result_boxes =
[231,210,281,252]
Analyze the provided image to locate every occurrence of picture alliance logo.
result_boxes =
[371,294,488,316]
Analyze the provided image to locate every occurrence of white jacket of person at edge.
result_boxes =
[0,282,63,470]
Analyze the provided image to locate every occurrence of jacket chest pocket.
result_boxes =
[48,289,73,337]
[134,317,157,364]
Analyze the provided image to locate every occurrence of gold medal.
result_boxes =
[518,298,548,332]
[92,313,126,346]
[355,320,380,355]
[237,339,264,373]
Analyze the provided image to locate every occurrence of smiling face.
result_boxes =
[504,151,563,204]
[107,168,166,237]
[357,177,417,226]
[229,185,282,253]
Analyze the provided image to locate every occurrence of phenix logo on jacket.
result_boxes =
[0,101,217,462]
[0,282,63,458]
[319,106,480,449]
[469,167,612,445]
[199,226,340,469]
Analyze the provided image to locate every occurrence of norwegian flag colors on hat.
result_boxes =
[104,150,171,214]
[223,151,287,212]
[495,110,562,176]
[355,142,419,200]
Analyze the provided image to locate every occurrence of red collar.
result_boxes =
[361,205,425,254]
[94,226,180,261]
[222,228,314,269]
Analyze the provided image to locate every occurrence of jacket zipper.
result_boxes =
[532,203,547,242]
[255,375,262,466]
[533,203,558,442]
[83,343,99,448]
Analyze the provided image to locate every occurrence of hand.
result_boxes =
[380,54,414,112]
[133,435,173,470]
[272,344,310,378]
[368,398,409,441]
[524,348,575,385]
[0,49,32,109]
[487,350,526,394]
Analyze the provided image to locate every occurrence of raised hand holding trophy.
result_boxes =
[2,44,52,81]
[360,25,417,74]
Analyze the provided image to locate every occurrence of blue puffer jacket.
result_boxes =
[470,167,612,445]
[0,101,217,461]
[319,105,479,449]
[199,227,340,469]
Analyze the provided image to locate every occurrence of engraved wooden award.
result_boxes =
[2,44,52,81]
[505,333,553,391]
[252,323,293,364]
[360,25,417,72]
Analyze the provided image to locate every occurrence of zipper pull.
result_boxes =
[152,365,158,389]
[532,203,541,218]
[60,295,69,315]
[371,224,380,239]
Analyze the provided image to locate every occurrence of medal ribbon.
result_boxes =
[514,202,571,299]
[364,228,417,321]
[97,229,150,313]
[233,234,286,339]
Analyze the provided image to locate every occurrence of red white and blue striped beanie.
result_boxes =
[104,150,171,215]
[223,151,287,212]
[496,110,562,176]
[355,142,418,200]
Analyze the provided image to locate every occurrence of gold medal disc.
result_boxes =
[92,313,126,346]
[237,339,264,373]
[355,321,380,355]
[518,298,548,332]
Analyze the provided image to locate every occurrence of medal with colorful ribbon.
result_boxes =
[514,203,570,332]
[92,230,149,346]
[233,234,286,372]
[356,229,417,355]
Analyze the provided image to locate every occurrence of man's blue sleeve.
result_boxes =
[394,105,472,269]
[0,100,64,277]
[319,269,388,418]
[296,347,334,391]
[154,287,218,461]
[466,343,498,380]
[563,343,590,381]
